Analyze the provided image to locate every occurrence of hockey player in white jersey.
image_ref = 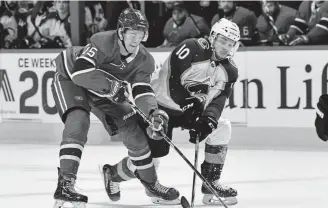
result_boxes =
[101,18,240,206]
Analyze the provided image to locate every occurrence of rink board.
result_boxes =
[1,46,327,128]
[0,121,326,152]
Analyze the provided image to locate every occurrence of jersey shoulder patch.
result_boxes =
[197,38,210,50]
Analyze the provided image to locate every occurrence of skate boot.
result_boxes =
[201,162,238,205]
[53,168,88,208]
[99,164,120,201]
[135,171,180,205]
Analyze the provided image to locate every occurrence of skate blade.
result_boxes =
[151,197,181,205]
[202,194,238,206]
[53,200,86,208]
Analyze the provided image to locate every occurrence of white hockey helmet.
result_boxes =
[209,18,240,57]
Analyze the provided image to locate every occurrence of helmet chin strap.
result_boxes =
[118,29,132,56]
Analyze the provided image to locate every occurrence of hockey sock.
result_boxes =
[129,146,157,183]
[204,143,227,165]
[111,157,136,182]
[60,110,90,178]
[202,144,228,180]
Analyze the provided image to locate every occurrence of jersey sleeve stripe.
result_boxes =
[316,17,328,31]
[76,56,96,66]
[71,67,96,78]
[62,50,72,79]
[135,92,156,100]
[132,82,151,88]
[290,25,304,34]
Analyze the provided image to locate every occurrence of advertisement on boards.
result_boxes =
[0,49,324,127]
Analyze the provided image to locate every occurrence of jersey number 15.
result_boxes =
[82,44,98,58]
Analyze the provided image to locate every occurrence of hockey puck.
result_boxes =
[180,196,191,208]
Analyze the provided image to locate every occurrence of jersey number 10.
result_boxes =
[176,44,190,59]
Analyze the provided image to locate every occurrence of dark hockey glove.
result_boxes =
[147,109,169,140]
[181,94,206,126]
[103,79,128,103]
[315,94,328,142]
[189,116,217,144]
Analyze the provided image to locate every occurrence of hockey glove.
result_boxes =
[315,94,328,142]
[189,116,218,144]
[289,35,309,46]
[103,79,128,103]
[146,109,169,140]
[181,94,206,126]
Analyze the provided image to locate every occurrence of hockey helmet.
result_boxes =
[209,18,240,56]
[118,8,149,42]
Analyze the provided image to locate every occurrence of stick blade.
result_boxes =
[181,196,191,208]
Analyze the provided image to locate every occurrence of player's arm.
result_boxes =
[286,1,309,38]
[203,59,238,121]
[70,38,112,95]
[131,56,158,117]
[169,39,202,105]
[305,3,328,44]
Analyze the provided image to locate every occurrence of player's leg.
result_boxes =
[201,117,237,205]
[52,73,91,208]
[99,102,180,204]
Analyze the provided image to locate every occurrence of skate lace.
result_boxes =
[64,178,78,193]
[212,180,230,191]
[153,181,169,194]
[110,181,120,193]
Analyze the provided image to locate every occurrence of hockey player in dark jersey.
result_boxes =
[279,1,328,45]
[52,8,180,208]
[105,18,240,206]
[151,17,240,206]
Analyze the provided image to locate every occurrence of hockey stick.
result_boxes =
[126,100,229,208]
[190,130,200,207]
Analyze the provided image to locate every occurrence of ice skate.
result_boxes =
[99,164,120,201]
[53,168,88,208]
[135,171,180,205]
[201,163,237,205]
[202,181,238,205]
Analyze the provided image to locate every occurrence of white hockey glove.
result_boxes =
[146,109,169,140]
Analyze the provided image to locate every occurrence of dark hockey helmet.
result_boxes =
[117,8,149,42]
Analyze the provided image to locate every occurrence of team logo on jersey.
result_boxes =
[185,77,211,94]
[197,38,209,49]
[110,60,126,70]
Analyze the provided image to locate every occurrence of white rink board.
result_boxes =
[0,49,325,127]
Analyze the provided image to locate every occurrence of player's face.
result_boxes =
[213,35,235,58]
[172,8,187,25]
[55,1,69,14]
[123,29,145,52]
[262,2,276,16]
[218,1,234,13]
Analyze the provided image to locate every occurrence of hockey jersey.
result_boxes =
[257,5,297,43]
[211,6,257,45]
[55,30,157,116]
[287,1,328,44]
[163,14,210,47]
[151,38,238,120]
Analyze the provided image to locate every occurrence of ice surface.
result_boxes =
[1,142,328,208]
